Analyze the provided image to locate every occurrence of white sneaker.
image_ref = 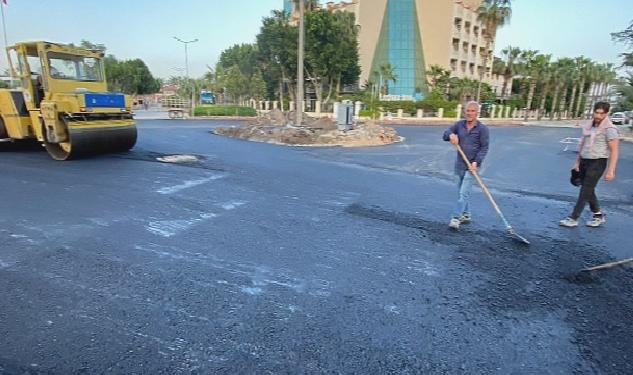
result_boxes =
[559,217,578,227]
[586,213,606,228]
[449,218,461,230]
[459,214,471,224]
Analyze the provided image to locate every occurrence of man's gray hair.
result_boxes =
[464,101,481,112]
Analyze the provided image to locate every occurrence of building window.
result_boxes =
[461,61,467,72]
[469,63,475,75]
[462,42,468,53]
[471,45,477,56]
[473,26,479,37]
[452,38,460,52]
[450,59,458,71]
[464,21,471,35]
[454,17,462,32]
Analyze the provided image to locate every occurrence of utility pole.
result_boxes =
[295,0,305,126]
[173,36,198,117]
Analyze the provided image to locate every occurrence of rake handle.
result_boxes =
[583,257,633,272]
[454,143,509,228]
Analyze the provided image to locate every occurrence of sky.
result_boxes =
[0,0,631,79]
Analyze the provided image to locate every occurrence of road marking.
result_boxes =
[240,286,264,295]
[156,175,224,195]
[220,201,247,210]
[146,213,218,237]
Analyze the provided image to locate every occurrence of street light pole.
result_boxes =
[295,0,305,126]
[173,36,198,117]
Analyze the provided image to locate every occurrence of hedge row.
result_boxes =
[194,105,257,117]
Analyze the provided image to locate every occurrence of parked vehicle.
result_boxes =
[200,90,215,104]
[611,112,626,125]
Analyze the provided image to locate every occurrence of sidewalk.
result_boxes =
[525,121,633,142]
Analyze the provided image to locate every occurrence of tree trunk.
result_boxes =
[287,80,296,104]
[574,78,586,118]
[501,75,510,99]
[557,84,568,120]
[538,82,549,120]
[568,84,578,117]
[476,38,492,102]
[550,84,561,121]
[323,77,336,105]
[279,70,286,111]
[305,68,322,107]
[524,80,536,121]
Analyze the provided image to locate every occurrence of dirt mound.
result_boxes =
[214,115,401,147]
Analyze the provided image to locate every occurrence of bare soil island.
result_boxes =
[214,109,402,147]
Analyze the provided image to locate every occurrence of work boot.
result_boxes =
[459,213,471,224]
[449,218,461,230]
[586,213,606,228]
[559,217,578,228]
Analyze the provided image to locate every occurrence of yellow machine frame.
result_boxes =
[0,41,136,160]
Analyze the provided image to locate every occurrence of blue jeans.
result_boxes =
[452,168,474,219]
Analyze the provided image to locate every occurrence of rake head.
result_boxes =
[507,227,530,245]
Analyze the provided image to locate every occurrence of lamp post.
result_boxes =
[173,36,198,117]
[295,0,305,126]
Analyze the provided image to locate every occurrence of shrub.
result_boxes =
[194,105,257,117]
[358,109,379,118]
[378,100,417,115]
[444,109,458,118]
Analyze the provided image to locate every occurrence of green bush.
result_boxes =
[420,90,458,112]
[194,105,257,117]
[378,100,417,115]
[444,110,458,118]
[358,108,380,118]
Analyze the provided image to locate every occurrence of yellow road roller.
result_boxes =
[0,41,136,160]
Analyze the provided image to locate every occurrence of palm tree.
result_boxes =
[573,58,594,118]
[379,63,397,97]
[548,60,565,120]
[567,56,590,118]
[601,63,617,101]
[476,0,512,102]
[585,63,605,116]
[537,60,554,120]
[555,58,574,120]
[450,77,478,103]
[500,45,521,99]
[522,52,550,121]
[426,64,451,98]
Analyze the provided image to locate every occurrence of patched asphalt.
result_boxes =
[1,120,632,374]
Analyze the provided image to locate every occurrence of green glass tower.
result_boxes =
[370,0,428,100]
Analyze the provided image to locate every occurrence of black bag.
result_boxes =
[570,168,582,187]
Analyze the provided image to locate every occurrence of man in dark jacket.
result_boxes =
[442,101,490,229]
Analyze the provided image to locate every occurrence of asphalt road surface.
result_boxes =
[1,119,632,374]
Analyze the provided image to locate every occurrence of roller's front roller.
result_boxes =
[43,117,137,161]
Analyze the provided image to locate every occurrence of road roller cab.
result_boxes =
[0,41,137,160]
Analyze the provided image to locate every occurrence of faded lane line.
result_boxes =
[220,201,247,210]
[146,213,218,237]
[156,175,224,195]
